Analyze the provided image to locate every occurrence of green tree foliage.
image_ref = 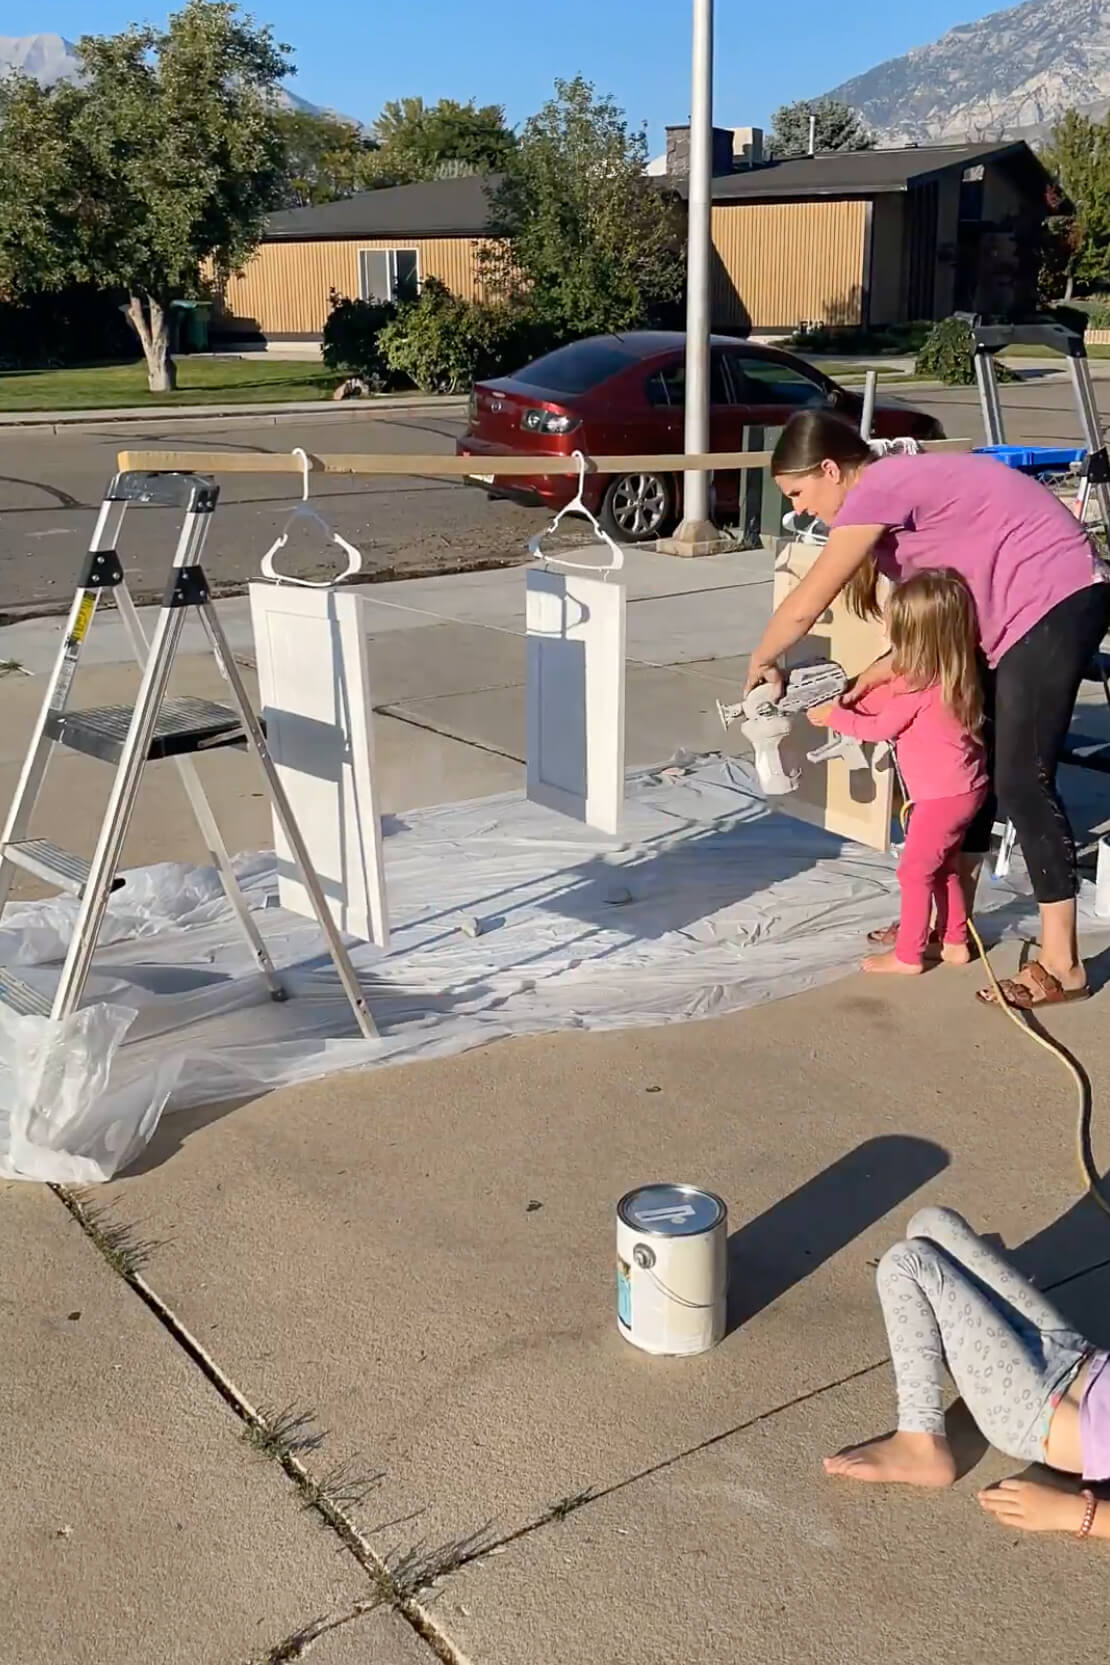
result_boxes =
[274,109,381,207]
[1040,111,1110,297]
[377,277,525,393]
[481,76,684,340]
[768,97,873,159]
[364,96,516,186]
[0,1,289,392]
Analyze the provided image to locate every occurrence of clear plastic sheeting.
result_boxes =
[0,756,1076,1183]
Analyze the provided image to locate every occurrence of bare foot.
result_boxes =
[978,1479,1086,1534]
[861,951,923,976]
[941,942,971,966]
[823,1431,957,1487]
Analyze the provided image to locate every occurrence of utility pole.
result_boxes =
[663,0,728,555]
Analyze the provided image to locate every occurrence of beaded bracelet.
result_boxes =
[1077,1489,1098,1540]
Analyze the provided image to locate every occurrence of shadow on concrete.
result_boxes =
[725,1134,950,1336]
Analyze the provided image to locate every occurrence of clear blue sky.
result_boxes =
[10,2,998,142]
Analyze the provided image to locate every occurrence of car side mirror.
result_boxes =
[826,387,843,408]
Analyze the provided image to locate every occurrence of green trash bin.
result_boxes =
[188,301,211,352]
[168,299,211,354]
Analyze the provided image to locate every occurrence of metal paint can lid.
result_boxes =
[618,1184,727,1238]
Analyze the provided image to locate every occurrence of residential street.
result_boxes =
[0,369,1106,616]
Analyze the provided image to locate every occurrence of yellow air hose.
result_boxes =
[898,799,1110,1217]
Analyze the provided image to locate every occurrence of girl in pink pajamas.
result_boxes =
[809,570,987,975]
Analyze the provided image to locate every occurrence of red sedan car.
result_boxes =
[457,331,944,542]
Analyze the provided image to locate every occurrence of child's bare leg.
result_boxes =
[823,1218,1085,1488]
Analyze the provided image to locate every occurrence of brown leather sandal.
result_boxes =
[975,961,1091,1009]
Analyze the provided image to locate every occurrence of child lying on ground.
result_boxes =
[808,569,986,976]
[825,1206,1109,1540]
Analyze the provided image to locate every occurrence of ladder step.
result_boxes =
[46,697,245,764]
[0,968,53,1018]
[2,839,125,899]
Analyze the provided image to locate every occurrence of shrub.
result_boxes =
[914,316,1018,385]
[321,290,398,389]
[1057,296,1110,330]
[378,277,528,393]
[788,321,933,356]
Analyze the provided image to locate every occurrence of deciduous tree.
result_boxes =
[0,0,289,392]
[481,77,684,340]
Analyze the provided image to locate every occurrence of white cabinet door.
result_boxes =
[525,566,626,835]
[249,583,389,947]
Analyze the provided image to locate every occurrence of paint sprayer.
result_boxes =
[716,661,869,797]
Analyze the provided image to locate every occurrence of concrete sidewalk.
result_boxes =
[2,551,1110,1663]
[0,391,468,435]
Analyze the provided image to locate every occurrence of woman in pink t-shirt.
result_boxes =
[745,410,1110,1009]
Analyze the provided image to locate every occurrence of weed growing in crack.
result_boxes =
[69,1194,168,1278]
[242,1404,326,1461]
[263,1615,331,1663]
[388,1524,499,1598]
[303,1455,386,1517]
[546,1487,596,1521]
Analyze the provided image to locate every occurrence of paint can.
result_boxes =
[616,1184,728,1356]
[1096,836,1110,919]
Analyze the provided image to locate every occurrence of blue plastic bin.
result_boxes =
[973,443,1086,472]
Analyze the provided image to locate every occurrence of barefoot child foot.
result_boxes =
[824,1431,957,1487]
[940,941,972,966]
[977,1479,1091,1534]
[825,1205,1110,1536]
[862,951,923,975]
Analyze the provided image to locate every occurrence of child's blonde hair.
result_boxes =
[887,570,983,734]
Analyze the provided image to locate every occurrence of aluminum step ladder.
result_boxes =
[0,469,376,1038]
[960,317,1110,882]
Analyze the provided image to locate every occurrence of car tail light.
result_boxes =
[520,407,581,435]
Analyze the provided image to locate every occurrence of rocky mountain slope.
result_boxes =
[0,31,342,120]
[827,0,1110,144]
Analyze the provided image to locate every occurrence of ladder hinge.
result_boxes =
[164,566,211,609]
[1085,449,1110,486]
[76,549,124,590]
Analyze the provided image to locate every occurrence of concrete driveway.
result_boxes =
[2,534,1110,1662]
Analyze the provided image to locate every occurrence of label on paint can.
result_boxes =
[616,1257,631,1328]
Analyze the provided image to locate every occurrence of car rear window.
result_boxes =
[513,340,636,394]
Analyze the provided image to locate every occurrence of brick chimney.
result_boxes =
[665,124,736,178]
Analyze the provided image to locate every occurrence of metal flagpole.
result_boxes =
[671,0,721,551]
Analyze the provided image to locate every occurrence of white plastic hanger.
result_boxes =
[527,450,624,577]
[259,447,364,587]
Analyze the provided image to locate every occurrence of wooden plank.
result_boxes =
[115,438,973,479]
[249,582,389,947]
[771,540,895,853]
[526,565,626,836]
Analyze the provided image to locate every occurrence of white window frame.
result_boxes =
[357,246,421,304]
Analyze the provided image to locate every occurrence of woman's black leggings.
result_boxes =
[963,582,1110,902]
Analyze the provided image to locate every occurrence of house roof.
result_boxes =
[264,174,500,241]
[702,142,1046,201]
[260,141,1047,244]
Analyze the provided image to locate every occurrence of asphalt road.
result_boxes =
[0,372,1104,617]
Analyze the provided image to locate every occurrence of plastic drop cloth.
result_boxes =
[0,755,1084,1183]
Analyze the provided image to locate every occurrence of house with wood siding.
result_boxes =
[213,139,1050,344]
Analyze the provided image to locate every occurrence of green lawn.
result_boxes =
[0,356,341,411]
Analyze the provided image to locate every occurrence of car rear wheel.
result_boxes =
[599,471,675,542]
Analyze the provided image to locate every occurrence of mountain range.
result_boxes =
[0,31,346,121]
[827,0,1110,145]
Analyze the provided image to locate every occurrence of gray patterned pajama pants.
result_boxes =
[878,1206,1092,1463]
